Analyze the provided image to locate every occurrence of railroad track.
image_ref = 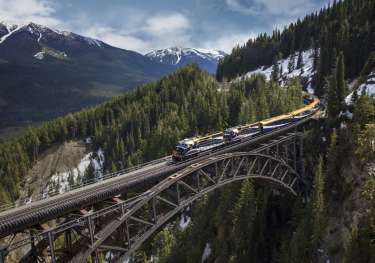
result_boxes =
[0,110,318,238]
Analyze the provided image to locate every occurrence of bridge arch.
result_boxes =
[72,152,302,262]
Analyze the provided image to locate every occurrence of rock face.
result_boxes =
[146,47,226,74]
[0,22,175,127]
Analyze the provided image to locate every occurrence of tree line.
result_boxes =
[217,0,375,97]
[0,65,304,204]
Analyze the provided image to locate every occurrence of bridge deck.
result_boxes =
[0,114,316,238]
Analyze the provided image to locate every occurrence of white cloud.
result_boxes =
[85,26,150,52]
[0,0,62,27]
[143,13,190,36]
[201,32,255,53]
[83,13,192,54]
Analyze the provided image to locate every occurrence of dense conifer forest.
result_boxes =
[217,0,375,96]
[0,65,303,204]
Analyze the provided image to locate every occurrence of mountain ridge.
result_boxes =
[0,21,176,128]
[146,47,226,74]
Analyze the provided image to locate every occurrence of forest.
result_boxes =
[217,0,375,97]
[0,65,303,204]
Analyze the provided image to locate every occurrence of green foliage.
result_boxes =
[217,0,375,97]
[231,180,256,262]
[353,95,375,128]
[310,156,325,247]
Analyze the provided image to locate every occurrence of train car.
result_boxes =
[172,94,320,162]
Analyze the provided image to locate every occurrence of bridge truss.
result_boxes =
[0,133,305,263]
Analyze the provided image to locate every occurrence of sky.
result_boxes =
[0,0,331,54]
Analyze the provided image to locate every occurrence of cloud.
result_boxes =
[225,0,320,16]
[143,13,190,36]
[225,0,264,15]
[84,12,192,54]
[201,32,255,53]
[0,0,62,27]
[85,26,150,52]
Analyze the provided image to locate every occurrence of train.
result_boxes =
[172,94,320,162]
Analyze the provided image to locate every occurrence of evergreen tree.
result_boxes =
[327,71,340,120]
[310,156,325,247]
[232,179,256,262]
[336,52,347,109]
[271,57,280,82]
[297,50,304,69]
[288,53,296,73]
[84,161,96,182]
[238,98,256,125]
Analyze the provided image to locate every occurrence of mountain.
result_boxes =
[146,47,226,74]
[0,22,175,128]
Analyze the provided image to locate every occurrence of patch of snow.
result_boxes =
[146,47,226,65]
[84,37,102,47]
[34,51,45,60]
[0,23,24,44]
[236,49,315,91]
[85,137,92,144]
[37,32,42,42]
[45,149,105,195]
[201,243,212,263]
[345,71,375,105]
[179,214,191,230]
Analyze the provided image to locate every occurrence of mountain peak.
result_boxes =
[146,47,226,73]
[0,21,104,48]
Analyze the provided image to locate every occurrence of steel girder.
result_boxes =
[1,134,304,263]
[69,152,300,262]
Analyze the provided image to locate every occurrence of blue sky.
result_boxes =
[0,0,331,54]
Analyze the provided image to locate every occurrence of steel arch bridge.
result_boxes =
[72,152,301,263]
[0,132,307,263]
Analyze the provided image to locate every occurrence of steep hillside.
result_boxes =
[0,22,175,127]
[146,47,226,74]
[217,0,375,97]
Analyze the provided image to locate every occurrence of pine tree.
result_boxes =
[327,73,340,120]
[310,156,325,247]
[84,161,96,182]
[271,58,280,82]
[336,52,347,109]
[297,50,304,69]
[238,98,256,125]
[232,179,256,262]
[288,54,296,73]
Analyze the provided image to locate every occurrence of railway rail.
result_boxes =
[0,107,319,239]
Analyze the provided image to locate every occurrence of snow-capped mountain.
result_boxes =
[146,47,226,74]
[0,21,175,127]
[0,22,104,48]
[237,49,315,93]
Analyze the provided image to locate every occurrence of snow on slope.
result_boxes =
[345,72,375,104]
[0,23,23,44]
[45,147,105,195]
[237,49,315,92]
[201,243,212,262]
[146,47,226,65]
[0,21,104,48]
